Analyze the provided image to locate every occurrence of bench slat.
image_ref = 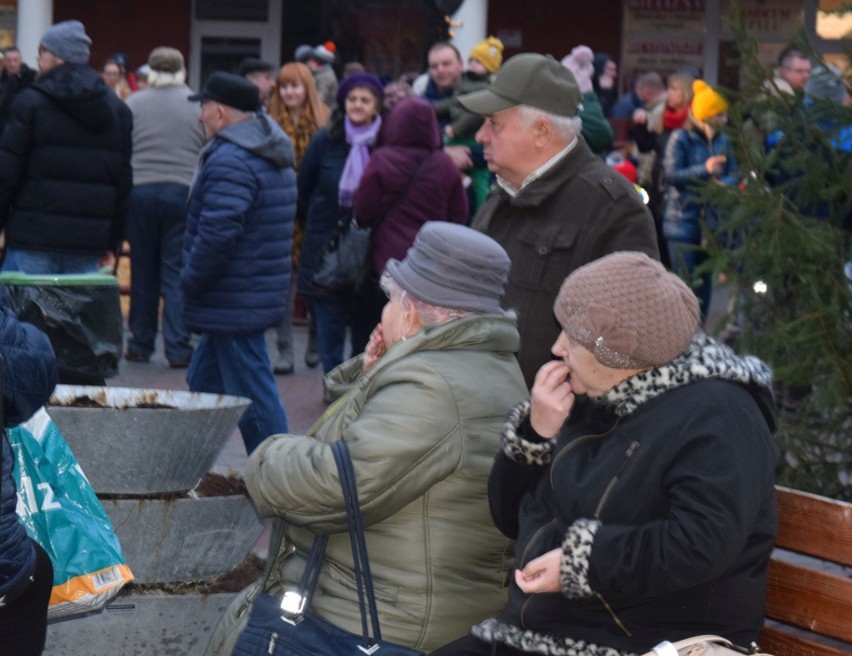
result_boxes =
[760,624,852,656]
[765,553,852,642]
[774,486,852,566]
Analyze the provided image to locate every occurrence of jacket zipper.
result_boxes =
[267,631,278,654]
[518,422,624,630]
[593,439,641,637]
[594,440,640,518]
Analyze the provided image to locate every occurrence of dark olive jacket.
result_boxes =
[473,137,658,387]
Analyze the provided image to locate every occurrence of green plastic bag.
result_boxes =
[9,407,133,619]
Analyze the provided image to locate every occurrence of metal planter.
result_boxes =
[45,385,251,495]
[102,494,264,584]
[45,592,238,656]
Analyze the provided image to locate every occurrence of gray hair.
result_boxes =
[516,104,582,142]
[222,105,255,123]
[380,272,471,328]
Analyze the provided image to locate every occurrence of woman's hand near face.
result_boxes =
[514,548,562,594]
[362,324,387,374]
[530,361,574,438]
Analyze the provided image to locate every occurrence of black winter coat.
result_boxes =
[478,335,779,656]
[0,63,132,255]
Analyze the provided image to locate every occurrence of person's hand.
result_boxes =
[444,144,472,170]
[632,108,648,125]
[362,324,387,374]
[705,155,726,175]
[530,361,574,438]
[514,548,562,594]
[99,250,117,271]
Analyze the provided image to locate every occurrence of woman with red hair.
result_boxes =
[268,62,330,374]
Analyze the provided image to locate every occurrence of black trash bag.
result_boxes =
[0,280,122,385]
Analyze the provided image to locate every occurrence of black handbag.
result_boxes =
[312,213,372,295]
[312,154,434,296]
[232,441,424,656]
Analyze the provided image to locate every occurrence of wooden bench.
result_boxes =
[759,486,852,656]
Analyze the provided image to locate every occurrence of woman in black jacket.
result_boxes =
[432,252,778,656]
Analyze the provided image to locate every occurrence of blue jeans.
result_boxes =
[186,331,288,454]
[126,184,193,363]
[2,248,101,274]
[667,239,712,319]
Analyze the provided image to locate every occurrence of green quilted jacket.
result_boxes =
[205,314,527,655]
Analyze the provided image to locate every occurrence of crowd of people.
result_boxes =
[0,15,848,656]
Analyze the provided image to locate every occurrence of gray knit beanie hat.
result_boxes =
[385,222,510,314]
[40,20,91,65]
[554,252,700,369]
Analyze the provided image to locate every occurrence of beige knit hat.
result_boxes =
[148,47,184,74]
[554,252,700,369]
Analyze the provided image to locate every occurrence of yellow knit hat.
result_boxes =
[468,36,504,74]
[691,79,728,122]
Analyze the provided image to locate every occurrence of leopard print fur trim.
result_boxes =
[560,518,599,598]
[600,332,773,417]
[471,617,634,656]
[502,400,553,466]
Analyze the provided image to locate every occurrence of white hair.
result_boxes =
[379,272,471,328]
[516,104,582,142]
[147,69,186,88]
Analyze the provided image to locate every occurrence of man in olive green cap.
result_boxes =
[458,52,659,388]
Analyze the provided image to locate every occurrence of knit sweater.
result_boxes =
[125,85,206,187]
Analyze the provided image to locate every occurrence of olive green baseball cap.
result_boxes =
[458,52,583,117]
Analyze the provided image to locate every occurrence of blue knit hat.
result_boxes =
[40,20,91,65]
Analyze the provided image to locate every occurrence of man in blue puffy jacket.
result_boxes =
[0,304,58,654]
[183,72,296,454]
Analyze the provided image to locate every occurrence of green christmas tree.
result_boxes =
[699,8,852,500]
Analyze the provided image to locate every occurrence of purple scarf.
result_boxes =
[338,115,383,207]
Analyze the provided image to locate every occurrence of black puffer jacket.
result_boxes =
[477,334,779,656]
[0,63,132,255]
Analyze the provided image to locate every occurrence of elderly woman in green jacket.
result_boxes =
[206,222,528,655]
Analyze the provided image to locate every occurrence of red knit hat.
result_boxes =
[554,252,700,369]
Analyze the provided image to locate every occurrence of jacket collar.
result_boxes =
[598,332,774,419]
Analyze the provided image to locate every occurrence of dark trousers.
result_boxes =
[0,539,53,655]
[126,183,194,364]
[430,634,528,656]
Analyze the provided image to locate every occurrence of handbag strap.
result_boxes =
[341,151,433,233]
[387,152,432,215]
[279,440,384,648]
[331,440,384,644]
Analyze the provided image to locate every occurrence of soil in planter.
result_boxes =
[125,552,267,595]
[52,395,177,409]
[98,472,249,501]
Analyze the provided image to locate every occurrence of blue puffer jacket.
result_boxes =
[0,305,58,597]
[182,113,296,334]
[662,127,737,243]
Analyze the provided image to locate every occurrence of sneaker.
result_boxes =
[304,334,320,369]
[168,357,192,369]
[273,350,294,375]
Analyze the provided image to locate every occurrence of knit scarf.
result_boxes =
[279,108,319,171]
[338,115,382,207]
[663,104,690,131]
